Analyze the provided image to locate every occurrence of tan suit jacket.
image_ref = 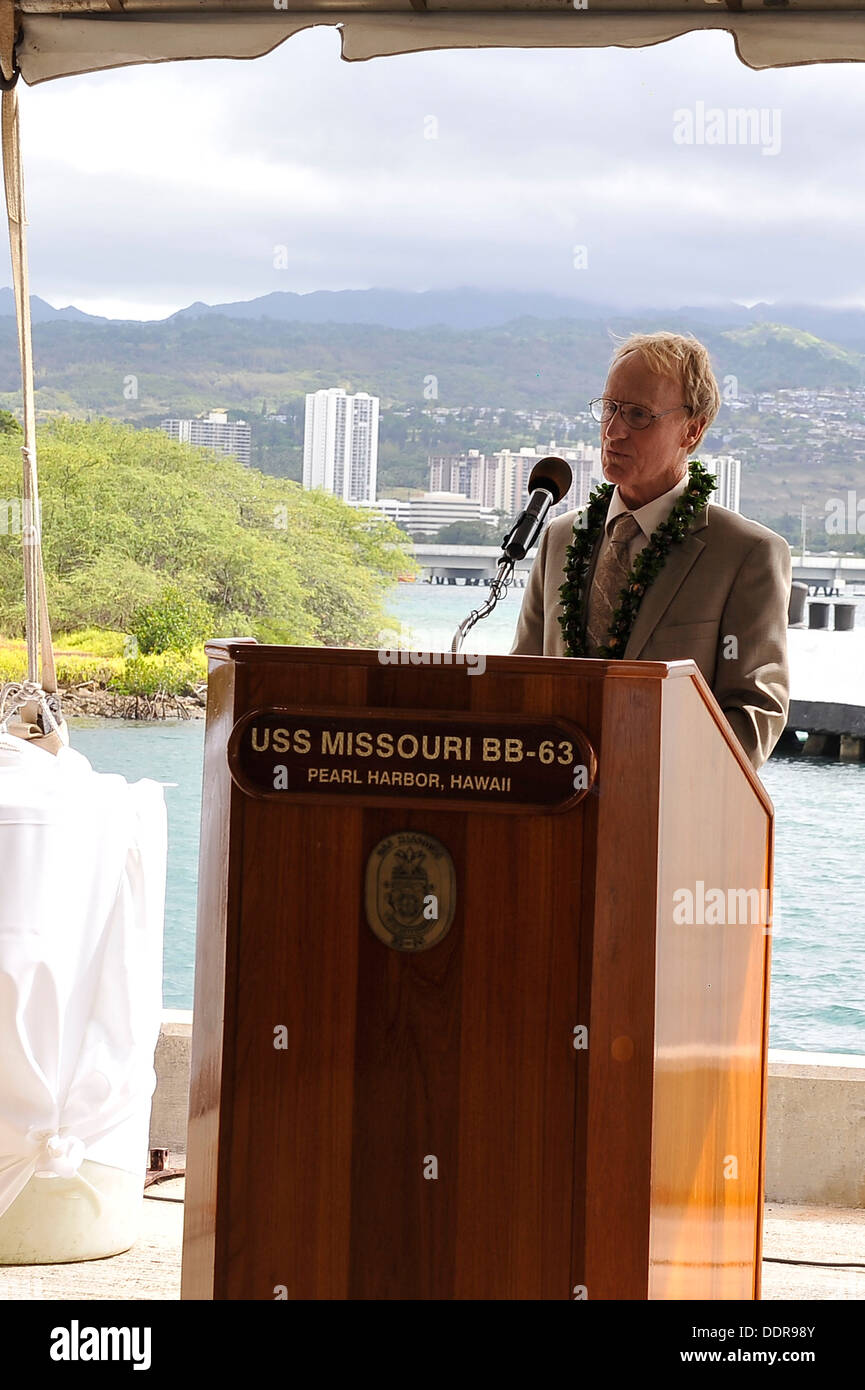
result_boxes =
[510,501,792,770]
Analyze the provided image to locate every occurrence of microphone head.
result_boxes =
[527,456,572,505]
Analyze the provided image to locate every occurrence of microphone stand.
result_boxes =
[451,556,515,655]
[450,458,570,655]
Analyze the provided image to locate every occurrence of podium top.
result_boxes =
[206,639,695,682]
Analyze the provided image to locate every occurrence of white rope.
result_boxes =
[0,679,63,736]
[1,79,61,726]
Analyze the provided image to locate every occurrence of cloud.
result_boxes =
[9,26,865,318]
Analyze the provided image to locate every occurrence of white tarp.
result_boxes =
[14,10,865,87]
[0,734,166,1219]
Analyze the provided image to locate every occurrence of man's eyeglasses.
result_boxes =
[589,398,691,431]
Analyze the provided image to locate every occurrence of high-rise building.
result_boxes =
[429,450,496,506]
[491,448,537,516]
[703,454,742,513]
[303,388,379,504]
[429,443,603,519]
[497,444,603,517]
[546,442,603,518]
[161,409,251,465]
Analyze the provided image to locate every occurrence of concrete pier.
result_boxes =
[781,623,865,757]
[783,701,865,758]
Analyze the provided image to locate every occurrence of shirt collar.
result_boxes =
[605,471,690,541]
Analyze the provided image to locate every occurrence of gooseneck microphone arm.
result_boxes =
[451,557,515,655]
[451,457,572,655]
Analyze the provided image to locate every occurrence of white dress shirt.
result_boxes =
[596,470,691,572]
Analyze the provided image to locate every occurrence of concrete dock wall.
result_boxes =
[764,1050,865,1207]
[150,1012,865,1208]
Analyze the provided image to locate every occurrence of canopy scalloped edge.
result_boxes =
[16,11,865,87]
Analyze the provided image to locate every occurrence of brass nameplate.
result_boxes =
[227,707,596,813]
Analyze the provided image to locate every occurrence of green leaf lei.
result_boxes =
[558,458,717,659]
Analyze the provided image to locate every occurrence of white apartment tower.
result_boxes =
[703,454,742,514]
[303,388,379,504]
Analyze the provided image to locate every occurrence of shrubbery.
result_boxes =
[0,631,207,698]
[0,637,119,687]
[109,649,207,697]
[56,628,127,658]
[129,586,213,656]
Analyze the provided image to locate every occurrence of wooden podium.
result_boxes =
[181,641,774,1301]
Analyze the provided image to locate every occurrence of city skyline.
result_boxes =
[424,446,741,520]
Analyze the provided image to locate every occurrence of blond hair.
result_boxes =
[608,331,721,447]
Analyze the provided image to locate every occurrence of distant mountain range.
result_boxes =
[4,285,865,349]
[0,311,861,427]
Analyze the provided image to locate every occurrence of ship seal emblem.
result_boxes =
[365,831,456,952]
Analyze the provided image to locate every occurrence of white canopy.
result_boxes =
[11,4,865,87]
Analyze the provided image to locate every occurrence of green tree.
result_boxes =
[436,519,499,544]
[0,418,411,646]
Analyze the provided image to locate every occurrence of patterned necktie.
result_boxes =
[585,512,642,656]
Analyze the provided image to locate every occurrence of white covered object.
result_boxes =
[0,733,166,1260]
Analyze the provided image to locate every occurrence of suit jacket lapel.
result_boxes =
[623,505,710,660]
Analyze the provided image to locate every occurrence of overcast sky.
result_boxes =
[10,25,865,321]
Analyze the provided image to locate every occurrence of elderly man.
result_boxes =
[511,331,791,770]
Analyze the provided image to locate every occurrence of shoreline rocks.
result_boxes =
[58,683,207,721]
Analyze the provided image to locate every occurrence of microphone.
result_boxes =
[500,456,572,561]
[451,456,572,654]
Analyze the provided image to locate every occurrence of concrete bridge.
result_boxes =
[411,543,865,589]
[411,543,536,585]
[789,554,865,593]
